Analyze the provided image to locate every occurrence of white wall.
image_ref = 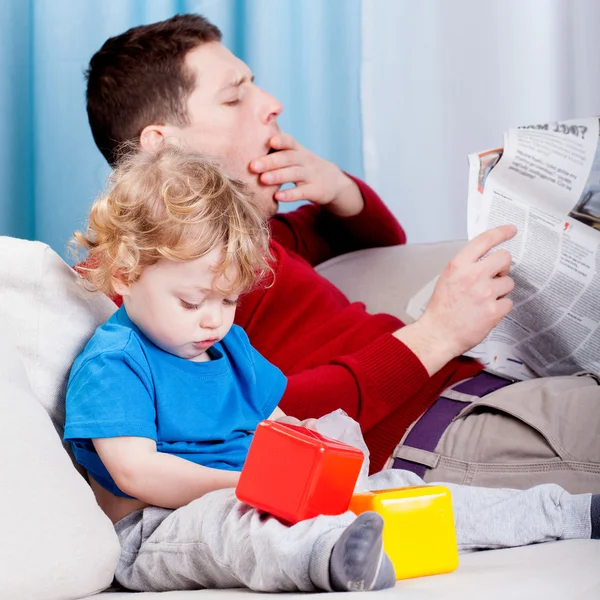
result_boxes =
[361,0,600,243]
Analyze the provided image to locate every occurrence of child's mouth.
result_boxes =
[193,339,218,349]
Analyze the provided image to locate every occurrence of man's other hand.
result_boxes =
[395,224,517,375]
[250,133,364,217]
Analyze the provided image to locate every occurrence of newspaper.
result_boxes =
[407,117,600,380]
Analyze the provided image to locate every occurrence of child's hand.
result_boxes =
[275,415,318,431]
[299,418,318,431]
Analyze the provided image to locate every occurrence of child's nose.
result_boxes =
[201,307,223,329]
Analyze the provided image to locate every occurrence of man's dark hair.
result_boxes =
[86,14,221,166]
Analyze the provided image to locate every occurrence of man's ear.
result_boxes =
[140,124,185,154]
[139,124,168,153]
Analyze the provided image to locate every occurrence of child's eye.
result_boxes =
[180,299,200,310]
[223,98,241,106]
[223,298,239,306]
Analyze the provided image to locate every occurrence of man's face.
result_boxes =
[164,42,283,219]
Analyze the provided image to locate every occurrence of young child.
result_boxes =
[65,146,396,593]
[65,147,600,594]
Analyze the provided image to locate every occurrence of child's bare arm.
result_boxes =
[93,436,240,509]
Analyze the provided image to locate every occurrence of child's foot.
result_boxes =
[330,512,396,592]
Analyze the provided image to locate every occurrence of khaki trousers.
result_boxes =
[392,375,600,494]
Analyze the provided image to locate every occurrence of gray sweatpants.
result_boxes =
[114,469,592,593]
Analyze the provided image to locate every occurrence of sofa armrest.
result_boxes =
[315,240,466,324]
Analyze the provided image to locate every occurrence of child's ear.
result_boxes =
[111,274,130,297]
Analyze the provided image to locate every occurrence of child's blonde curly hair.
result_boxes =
[73,146,273,296]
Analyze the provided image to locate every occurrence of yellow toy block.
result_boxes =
[349,486,458,580]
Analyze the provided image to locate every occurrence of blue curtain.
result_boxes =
[0,0,362,260]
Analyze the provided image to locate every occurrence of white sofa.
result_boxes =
[1,236,598,600]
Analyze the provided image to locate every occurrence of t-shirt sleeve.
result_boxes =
[232,326,287,418]
[64,350,157,442]
[251,345,287,417]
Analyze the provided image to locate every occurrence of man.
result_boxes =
[84,14,600,489]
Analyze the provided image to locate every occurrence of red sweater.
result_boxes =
[235,177,482,472]
[91,176,482,472]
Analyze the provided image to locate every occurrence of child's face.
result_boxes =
[115,248,240,361]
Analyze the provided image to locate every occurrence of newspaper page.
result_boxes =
[407,117,600,380]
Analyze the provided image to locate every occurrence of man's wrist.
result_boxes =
[325,173,365,217]
[393,320,459,377]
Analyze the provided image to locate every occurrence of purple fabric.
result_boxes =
[453,370,514,396]
[391,371,513,476]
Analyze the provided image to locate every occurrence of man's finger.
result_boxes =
[480,247,512,277]
[491,274,515,298]
[453,225,517,266]
[253,150,301,174]
[261,165,305,186]
[270,133,297,151]
[275,183,313,203]
[495,296,513,320]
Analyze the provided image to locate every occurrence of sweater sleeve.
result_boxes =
[278,334,429,433]
[269,174,406,266]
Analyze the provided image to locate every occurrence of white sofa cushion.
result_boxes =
[315,240,465,324]
[0,320,120,600]
[0,237,121,598]
[0,236,116,439]
[85,539,600,599]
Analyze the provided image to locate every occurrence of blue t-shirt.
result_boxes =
[64,306,286,497]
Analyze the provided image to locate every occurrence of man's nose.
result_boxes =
[262,89,283,125]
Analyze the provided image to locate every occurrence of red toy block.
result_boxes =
[236,420,364,524]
